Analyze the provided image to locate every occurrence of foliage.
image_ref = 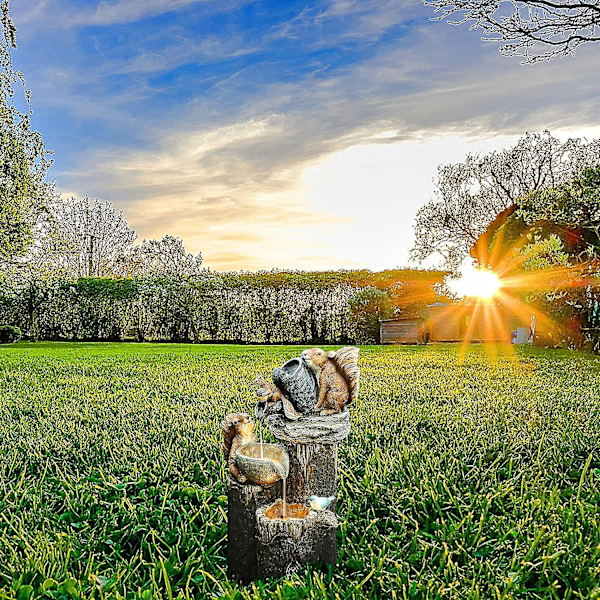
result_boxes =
[478,166,600,351]
[424,0,600,63]
[510,236,588,347]
[0,343,598,598]
[348,287,391,343]
[516,165,600,258]
[68,276,141,300]
[411,132,600,269]
[213,268,445,291]
[30,196,138,278]
[0,0,53,260]
[114,234,203,279]
[0,269,447,343]
[513,234,571,271]
[0,323,19,342]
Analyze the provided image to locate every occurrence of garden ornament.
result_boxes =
[221,413,256,483]
[308,495,336,511]
[272,357,319,414]
[301,346,360,415]
[253,375,301,421]
[235,442,290,485]
[226,347,358,581]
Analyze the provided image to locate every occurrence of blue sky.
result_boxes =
[12,0,600,270]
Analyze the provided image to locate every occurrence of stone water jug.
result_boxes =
[272,357,318,414]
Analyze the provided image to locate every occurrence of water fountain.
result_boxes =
[223,347,359,581]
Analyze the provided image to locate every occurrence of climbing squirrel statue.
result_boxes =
[221,413,256,483]
[254,375,283,404]
[301,346,360,415]
[253,376,302,421]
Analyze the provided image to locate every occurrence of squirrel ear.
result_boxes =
[327,350,336,358]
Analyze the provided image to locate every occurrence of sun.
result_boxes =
[448,265,501,300]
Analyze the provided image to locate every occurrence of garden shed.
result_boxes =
[380,302,532,345]
[427,302,461,342]
[426,301,522,343]
[380,316,426,344]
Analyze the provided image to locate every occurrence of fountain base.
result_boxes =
[226,475,282,584]
[256,500,337,578]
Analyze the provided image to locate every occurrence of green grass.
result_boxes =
[0,342,599,599]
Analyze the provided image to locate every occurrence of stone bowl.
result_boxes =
[236,443,290,485]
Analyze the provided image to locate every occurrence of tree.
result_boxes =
[348,287,391,344]
[517,165,600,256]
[475,165,600,350]
[424,0,600,63]
[478,165,600,262]
[411,131,600,269]
[115,234,203,280]
[31,196,137,278]
[511,235,598,349]
[0,0,53,259]
[0,195,137,336]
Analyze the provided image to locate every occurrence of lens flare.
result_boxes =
[447,266,501,300]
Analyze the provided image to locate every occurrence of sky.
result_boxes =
[11,0,600,271]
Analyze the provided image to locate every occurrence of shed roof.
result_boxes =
[380,316,424,322]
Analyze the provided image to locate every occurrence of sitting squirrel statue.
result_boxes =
[221,413,256,483]
[301,346,360,415]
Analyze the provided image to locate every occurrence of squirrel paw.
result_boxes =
[320,409,338,416]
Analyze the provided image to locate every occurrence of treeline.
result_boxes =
[0,180,446,345]
[0,269,446,344]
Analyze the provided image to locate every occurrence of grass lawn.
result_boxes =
[0,342,598,599]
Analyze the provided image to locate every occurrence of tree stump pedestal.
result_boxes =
[268,411,350,509]
[226,476,281,583]
[256,500,338,578]
[226,411,350,581]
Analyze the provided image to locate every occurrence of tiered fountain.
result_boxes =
[222,346,359,581]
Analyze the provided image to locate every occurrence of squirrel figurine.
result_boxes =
[254,375,283,404]
[221,413,256,483]
[301,346,360,415]
[253,375,302,421]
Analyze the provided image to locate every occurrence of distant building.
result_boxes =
[426,302,461,342]
[380,316,426,344]
[381,301,531,344]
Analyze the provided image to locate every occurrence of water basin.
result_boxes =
[264,499,309,521]
[236,443,290,485]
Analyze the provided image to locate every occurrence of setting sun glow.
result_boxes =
[448,266,501,300]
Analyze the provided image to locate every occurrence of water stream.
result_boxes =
[282,478,287,520]
[259,421,264,459]
[257,414,287,519]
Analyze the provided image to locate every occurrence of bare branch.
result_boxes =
[19,196,138,278]
[424,0,600,62]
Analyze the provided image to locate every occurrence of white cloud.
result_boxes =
[71,0,203,26]
[16,1,600,271]
[14,0,229,28]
